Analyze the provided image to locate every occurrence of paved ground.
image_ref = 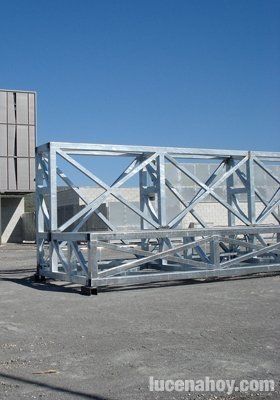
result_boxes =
[0,244,279,400]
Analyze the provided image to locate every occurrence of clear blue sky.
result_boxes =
[0,0,279,151]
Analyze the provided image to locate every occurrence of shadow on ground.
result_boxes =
[0,371,111,400]
[0,267,279,296]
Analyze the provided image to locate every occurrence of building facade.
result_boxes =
[0,89,36,243]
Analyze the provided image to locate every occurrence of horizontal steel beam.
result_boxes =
[48,225,280,242]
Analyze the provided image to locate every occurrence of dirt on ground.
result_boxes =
[0,244,279,399]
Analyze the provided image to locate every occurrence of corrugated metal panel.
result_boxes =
[0,158,7,189]
[7,92,16,124]
[28,93,35,125]
[0,124,7,156]
[29,126,36,156]
[8,157,17,190]
[0,89,36,192]
[8,125,16,156]
[16,92,28,124]
[0,91,7,123]
[16,125,29,157]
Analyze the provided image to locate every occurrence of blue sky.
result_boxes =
[0,0,279,151]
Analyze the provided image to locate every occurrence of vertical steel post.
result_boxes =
[226,157,235,227]
[0,195,2,245]
[157,153,167,227]
[35,151,45,274]
[83,234,99,295]
[157,154,167,263]
[247,151,256,224]
[139,166,149,251]
[210,235,220,268]
[88,235,98,283]
[49,143,58,272]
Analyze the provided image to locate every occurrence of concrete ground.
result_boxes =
[0,244,279,400]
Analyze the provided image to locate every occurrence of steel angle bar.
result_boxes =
[38,158,49,184]
[247,153,256,224]
[220,242,280,269]
[58,151,160,231]
[52,141,248,158]
[146,199,159,222]
[64,225,280,242]
[56,166,117,232]
[42,270,87,285]
[220,236,262,250]
[165,180,207,227]
[252,150,280,160]
[52,241,70,274]
[98,237,212,278]
[226,158,236,228]
[71,207,105,234]
[97,240,211,270]
[57,150,110,190]
[51,232,89,241]
[157,153,167,226]
[111,157,140,186]
[210,235,220,267]
[235,167,280,224]
[253,158,280,185]
[256,188,280,224]
[38,195,50,229]
[144,160,208,246]
[58,149,158,189]
[166,155,250,227]
[254,234,267,247]
[59,150,141,157]
[88,239,98,284]
[112,154,159,187]
[146,159,208,228]
[58,193,107,232]
[220,236,280,256]
[167,156,248,213]
[92,264,280,287]
[255,189,280,224]
[182,159,226,204]
[231,195,249,221]
[167,184,207,228]
[69,242,88,275]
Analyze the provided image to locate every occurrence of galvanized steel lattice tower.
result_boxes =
[36,142,280,293]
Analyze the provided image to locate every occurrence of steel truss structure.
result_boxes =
[36,142,280,294]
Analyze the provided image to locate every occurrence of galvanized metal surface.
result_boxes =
[36,142,280,291]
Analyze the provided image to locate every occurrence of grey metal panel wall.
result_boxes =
[0,158,7,189]
[0,89,36,192]
[0,125,7,156]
